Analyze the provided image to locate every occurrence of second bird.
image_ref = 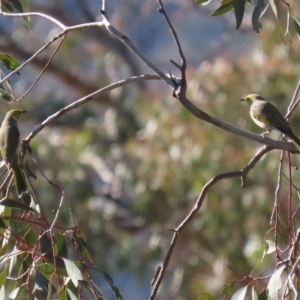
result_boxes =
[0,109,26,169]
[0,109,30,205]
[240,94,300,150]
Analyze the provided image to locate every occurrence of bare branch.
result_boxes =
[13,35,66,102]
[0,11,66,29]
[157,0,187,75]
[100,9,174,87]
[24,74,160,142]
[150,145,270,299]
[0,19,104,84]
[286,77,300,119]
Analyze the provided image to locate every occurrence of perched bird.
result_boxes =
[0,110,26,169]
[240,94,300,149]
[0,109,30,205]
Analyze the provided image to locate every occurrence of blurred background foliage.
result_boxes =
[1,0,300,299]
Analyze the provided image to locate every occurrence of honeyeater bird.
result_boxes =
[0,109,30,205]
[240,94,300,149]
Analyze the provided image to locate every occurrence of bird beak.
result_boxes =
[21,110,27,114]
[240,98,245,102]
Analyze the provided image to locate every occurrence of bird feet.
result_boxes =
[261,130,271,138]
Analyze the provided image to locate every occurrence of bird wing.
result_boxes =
[0,123,20,167]
[260,102,294,136]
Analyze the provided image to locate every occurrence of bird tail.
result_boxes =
[12,159,31,206]
[287,132,300,151]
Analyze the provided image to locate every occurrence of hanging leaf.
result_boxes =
[9,0,23,12]
[195,0,213,5]
[258,290,268,300]
[0,199,35,211]
[0,53,20,72]
[221,0,232,4]
[0,217,5,229]
[252,0,263,32]
[2,3,14,12]
[211,2,233,17]
[94,268,123,300]
[222,281,236,296]
[63,258,83,287]
[267,266,287,299]
[231,285,248,300]
[292,15,300,39]
[233,0,246,29]
[198,291,216,300]
[251,286,258,300]
[54,231,68,257]
[0,86,11,101]
[269,0,278,21]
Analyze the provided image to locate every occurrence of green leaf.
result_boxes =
[0,199,35,212]
[95,269,123,300]
[210,2,233,16]
[9,0,23,12]
[20,0,30,11]
[265,240,276,254]
[33,271,56,299]
[66,280,79,300]
[0,87,10,101]
[6,0,30,27]
[269,0,278,21]
[267,266,287,300]
[195,0,213,4]
[0,53,20,72]
[37,263,55,279]
[40,233,52,254]
[2,3,14,12]
[54,231,68,257]
[222,281,236,296]
[252,0,263,32]
[251,286,258,300]
[0,69,13,101]
[198,291,216,300]
[23,227,36,247]
[292,15,300,39]
[0,244,8,257]
[63,258,83,287]
[227,264,235,271]
[0,217,6,229]
[233,0,246,29]
[77,231,93,262]
[58,285,67,300]
[231,285,248,300]
[258,290,268,300]
[0,267,7,286]
[221,0,232,4]
[8,287,21,299]
[19,0,31,27]
[261,239,276,261]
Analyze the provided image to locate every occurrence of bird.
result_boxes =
[0,109,30,205]
[240,94,300,149]
[0,109,26,169]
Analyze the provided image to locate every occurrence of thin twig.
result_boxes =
[0,11,66,29]
[13,35,66,102]
[24,74,160,142]
[150,146,270,299]
[100,10,174,87]
[157,0,186,76]
[286,78,300,119]
[271,150,285,223]
[0,20,104,85]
